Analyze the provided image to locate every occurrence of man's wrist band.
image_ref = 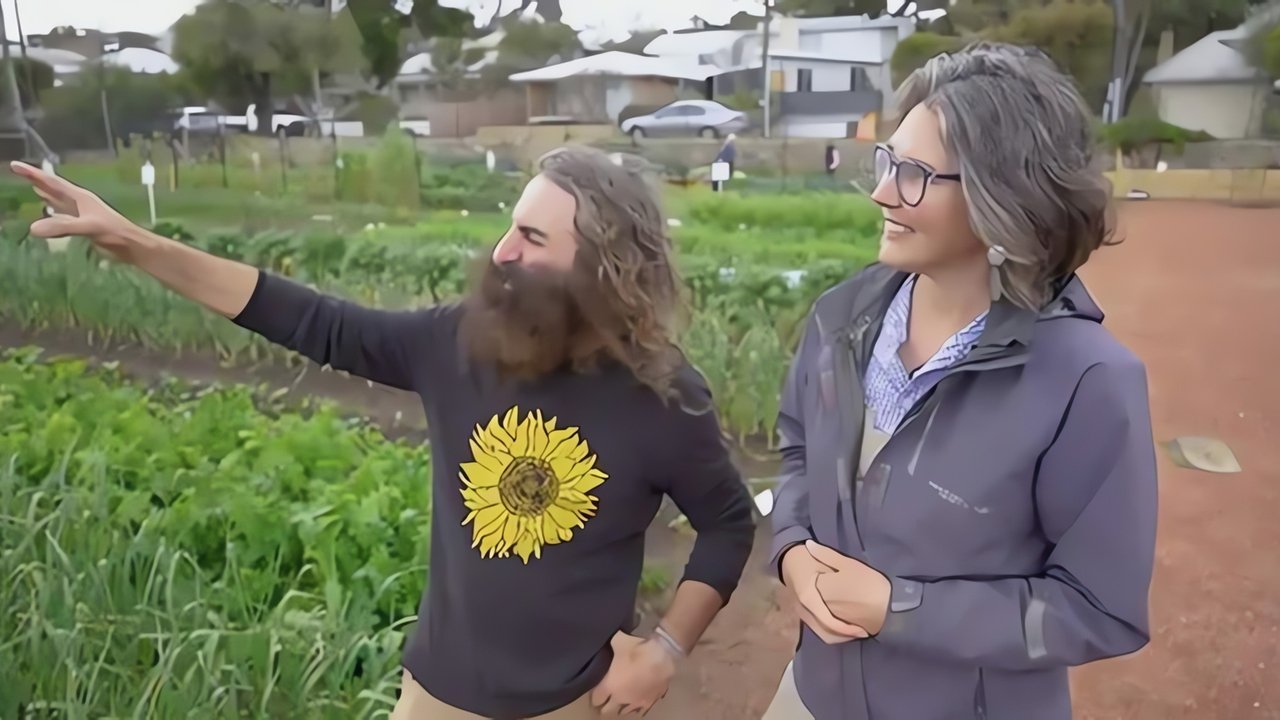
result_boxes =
[652,625,687,660]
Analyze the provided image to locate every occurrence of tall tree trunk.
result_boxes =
[254,72,274,135]
[1108,0,1151,122]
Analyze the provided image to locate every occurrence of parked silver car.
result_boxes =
[620,100,749,139]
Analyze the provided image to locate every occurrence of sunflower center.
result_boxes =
[498,456,559,517]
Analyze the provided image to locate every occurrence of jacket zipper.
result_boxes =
[975,668,988,719]
[835,315,874,552]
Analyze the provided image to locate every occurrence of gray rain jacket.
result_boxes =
[769,263,1158,720]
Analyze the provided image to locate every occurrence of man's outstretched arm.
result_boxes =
[14,161,444,393]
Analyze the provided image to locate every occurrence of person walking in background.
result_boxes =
[713,133,737,192]
[824,143,840,180]
[12,146,756,720]
[764,42,1158,720]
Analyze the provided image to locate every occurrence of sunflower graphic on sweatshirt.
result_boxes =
[459,406,608,563]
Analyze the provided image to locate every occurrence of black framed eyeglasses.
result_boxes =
[873,143,961,207]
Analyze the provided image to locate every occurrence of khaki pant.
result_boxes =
[761,662,815,720]
[390,670,606,720]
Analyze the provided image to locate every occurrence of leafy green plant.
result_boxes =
[372,127,422,210]
[890,32,967,88]
[0,169,883,443]
[1098,117,1214,160]
[0,348,432,717]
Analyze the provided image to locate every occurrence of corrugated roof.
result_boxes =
[4,44,86,68]
[792,14,914,33]
[509,51,722,82]
[643,30,751,57]
[1143,27,1264,84]
[769,48,883,66]
[100,48,178,74]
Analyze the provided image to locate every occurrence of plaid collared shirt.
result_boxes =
[864,275,988,433]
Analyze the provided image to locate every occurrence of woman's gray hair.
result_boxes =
[894,41,1117,309]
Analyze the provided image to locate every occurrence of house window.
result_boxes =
[797,69,813,93]
[850,67,872,92]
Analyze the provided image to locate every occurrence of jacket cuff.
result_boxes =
[878,577,924,639]
[769,526,815,582]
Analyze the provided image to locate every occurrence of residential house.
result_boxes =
[1142,23,1275,139]
[27,27,160,59]
[4,43,87,79]
[388,31,528,137]
[508,51,721,124]
[644,14,914,138]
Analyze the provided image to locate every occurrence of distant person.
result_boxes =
[824,143,839,179]
[12,146,756,720]
[764,42,1158,720]
[713,133,737,192]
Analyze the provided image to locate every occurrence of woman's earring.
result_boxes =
[987,245,1008,302]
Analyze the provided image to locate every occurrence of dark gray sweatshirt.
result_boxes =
[233,271,756,719]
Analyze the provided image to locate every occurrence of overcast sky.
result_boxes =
[0,0,903,44]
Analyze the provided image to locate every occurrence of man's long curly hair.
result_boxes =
[539,146,689,399]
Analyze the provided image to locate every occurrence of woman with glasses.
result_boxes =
[763,42,1158,720]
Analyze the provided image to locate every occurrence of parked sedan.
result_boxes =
[621,100,749,139]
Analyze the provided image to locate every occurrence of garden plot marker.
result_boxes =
[711,161,730,192]
[40,158,55,217]
[141,160,157,226]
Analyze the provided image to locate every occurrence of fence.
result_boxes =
[59,126,1280,207]
[1107,168,1280,203]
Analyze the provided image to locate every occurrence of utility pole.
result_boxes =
[311,0,332,136]
[761,0,772,138]
[0,0,30,160]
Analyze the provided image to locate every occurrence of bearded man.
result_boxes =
[11,147,755,720]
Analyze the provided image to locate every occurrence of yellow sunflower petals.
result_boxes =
[458,405,609,564]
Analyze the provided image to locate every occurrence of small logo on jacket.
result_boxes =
[928,481,990,515]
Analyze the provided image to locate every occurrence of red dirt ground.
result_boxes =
[4,200,1277,719]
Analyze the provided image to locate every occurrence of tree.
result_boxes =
[1246,8,1280,77]
[478,0,563,30]
[1150,0,1265,49]
[989,0,1114,110]
[36,69,181,151]
[343,0,414,88]
[947,0,1042,31]
[429,36,489,98]
[4,59,54,110]
[1103,0,1151,122]
[480,15,582,87]
[889,32,966,87]
[172,0,366,134]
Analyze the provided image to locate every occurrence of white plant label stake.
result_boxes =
[141,161,157,226]
[41,159,56,216]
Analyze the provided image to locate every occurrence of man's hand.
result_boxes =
[781,543,868,644]
[807,540,892,636]
[590,632,676,716]
[10,161,136,261]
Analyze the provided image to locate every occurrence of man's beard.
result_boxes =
[458,259,609,382]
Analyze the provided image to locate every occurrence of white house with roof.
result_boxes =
[382,30,530,137]
[508,51,722,123]
[643,14,914,138]
[1142,23,1273,139]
